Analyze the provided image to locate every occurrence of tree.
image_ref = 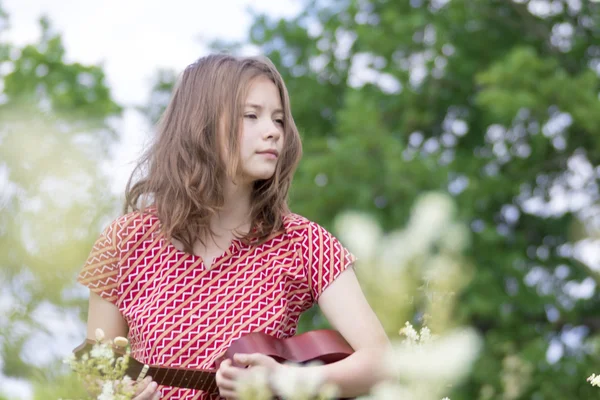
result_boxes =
[0,6,121,396]
[141,0,600,398]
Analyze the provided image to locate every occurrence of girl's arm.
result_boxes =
[308,268,392,398]
[85,291,128,341]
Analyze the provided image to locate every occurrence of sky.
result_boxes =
[0,1,299,398]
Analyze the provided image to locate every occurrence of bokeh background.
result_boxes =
[1,0,599,399]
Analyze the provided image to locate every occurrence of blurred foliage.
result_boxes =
[31,373,88,400]
[0,3,121,397]
[186,0,598,398]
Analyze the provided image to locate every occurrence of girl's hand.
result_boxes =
[132,376,161,400]
[215,359,242,399]
[215,354,280,399]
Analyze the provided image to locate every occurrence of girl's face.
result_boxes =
[236,76,285,184]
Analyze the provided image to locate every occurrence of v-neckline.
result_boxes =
[161,234,243,270]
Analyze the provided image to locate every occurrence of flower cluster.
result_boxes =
[234,361,340,400]
[335,192,474,336]
[63,328,135,400]
[354,321,479,400]
[335,192,481,400]
[500,354,533,400]
[588,373,600,387]
[398,321,435,346]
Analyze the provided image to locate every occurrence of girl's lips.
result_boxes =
[257,150,279,158]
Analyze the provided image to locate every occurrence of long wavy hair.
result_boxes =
[124,54,303,252]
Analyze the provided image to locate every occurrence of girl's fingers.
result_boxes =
[216,368,236,391]
[134,376,153,396]
[152,390,162,400]
[217,379,236,391]
[217,359,244,395]
[220,365,241,380]
[135,378,159,400]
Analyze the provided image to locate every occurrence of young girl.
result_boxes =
[77,54,389,400]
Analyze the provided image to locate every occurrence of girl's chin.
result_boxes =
[250,168,277,180]
[235,171,276,185]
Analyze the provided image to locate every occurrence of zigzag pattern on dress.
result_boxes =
[78,211,355,400]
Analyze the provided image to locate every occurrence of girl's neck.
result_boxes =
[211,180,253,235]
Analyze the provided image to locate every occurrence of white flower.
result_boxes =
[399,322,419,346]
[398,322,437,347]
[501,354,533,399]
[367,382,415,400]
[271,363,324,400]
[419,326,432,343]
[422,255,460,285]
[407,192,455,247]
[379,230,424,270]
[62,353,76,367]
[364,382,450,400]
[236,366,272,400]
[335,211,382,261]
[439,223,470,253]
[588,373,600,387]
[316,383,340,399]
[114,336,129,347]
[98,381,115,400]
[90,343,115,361]
[387,328,481,384]
[95,328,105,342]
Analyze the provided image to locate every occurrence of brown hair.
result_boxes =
[124,54,302,252]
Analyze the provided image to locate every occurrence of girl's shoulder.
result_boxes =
[282,212,311,226]
[117,208,160,229]
[281,212,333,241]
[103,208,162,248]
[282,212,315,235]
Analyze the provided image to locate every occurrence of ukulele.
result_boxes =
[73,329,353,395]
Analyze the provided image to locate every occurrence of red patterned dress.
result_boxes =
[77,210,355,400]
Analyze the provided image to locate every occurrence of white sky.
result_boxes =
[0,1,299,398]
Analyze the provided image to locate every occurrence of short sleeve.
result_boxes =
[77,217,124,306]
[304,221,357,303]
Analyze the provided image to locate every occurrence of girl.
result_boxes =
[77,54,389,400]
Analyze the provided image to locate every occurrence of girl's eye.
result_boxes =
[244,114,258,119]
[275,119,284,126]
